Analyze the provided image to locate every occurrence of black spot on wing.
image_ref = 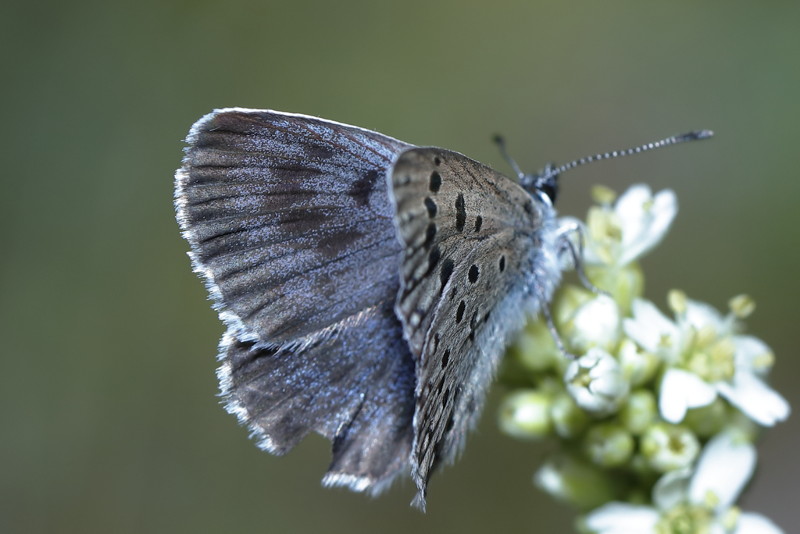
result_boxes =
[523,200,533,215]
[440,258,454,293]
[456,300,465,323]
[348,169,378,207]
[427,245,441,274]
[455,193,466,232]
[468,264,479,283]
[468,311,478,342]
[424,222,437,249]
[429,171,442,193]
[424,197,438,218]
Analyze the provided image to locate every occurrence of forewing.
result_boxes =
[176,108,411,347]
[176,109,417,492]
[389,147,559,507]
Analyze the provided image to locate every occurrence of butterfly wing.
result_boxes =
[389,147,562,507]
[176,109,416,492]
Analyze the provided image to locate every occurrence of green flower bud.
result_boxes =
[509,319,559,373]
[683,398,727,438]
[641,423,700,472]
[584,423,634,467]
[619,389,657,435]
[498,390,553,439]
[535,454,619,510]
[550,391,590,438]
[618,338,660,387]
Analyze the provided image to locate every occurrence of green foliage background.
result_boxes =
[2,2,798,532]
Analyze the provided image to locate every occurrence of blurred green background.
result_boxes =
[3,1,798,532]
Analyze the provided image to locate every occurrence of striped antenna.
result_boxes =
[542,129,714,182]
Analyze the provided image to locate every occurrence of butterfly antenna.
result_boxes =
[541,129,714,182]
[493,134,526,181]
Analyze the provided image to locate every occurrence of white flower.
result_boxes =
[623,297,789,426]
[716,336,789,426]
[565,293,621,353]
[565,348,629,416]
[585,431,784,534]
[583,184,678,267]
[658,368,717,423]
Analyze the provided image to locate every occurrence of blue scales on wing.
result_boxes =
[175,109,415,492]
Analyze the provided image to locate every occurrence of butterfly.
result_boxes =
[174,108,710,509]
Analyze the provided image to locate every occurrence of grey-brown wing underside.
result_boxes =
[175,109,416,493]
[389,147,561,508]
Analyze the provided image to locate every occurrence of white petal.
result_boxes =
[624,299,679,354]
[689,431,756,510]
[615,184,654,221]
[684,299,725,331]
[659,368,717,423]
[565,348,628,415]
[735,512,785,534]
[733,335,774,376]
[652,467,692,510]
[617,187,677,265]
[717,373,790,426]
[535,460,566,496]
[585,502,660,533]
[572,294,621,350]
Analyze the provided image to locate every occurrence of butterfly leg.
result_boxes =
[539,300,577,360]
[541,222,608,361]
[555,222,608,297]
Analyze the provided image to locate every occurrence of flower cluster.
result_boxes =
[498,185,789,534]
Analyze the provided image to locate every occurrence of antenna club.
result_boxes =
[686,129,714,140]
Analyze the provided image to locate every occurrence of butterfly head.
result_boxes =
[521,164,559,205]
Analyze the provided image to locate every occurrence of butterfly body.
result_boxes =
[176,108,565,508]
